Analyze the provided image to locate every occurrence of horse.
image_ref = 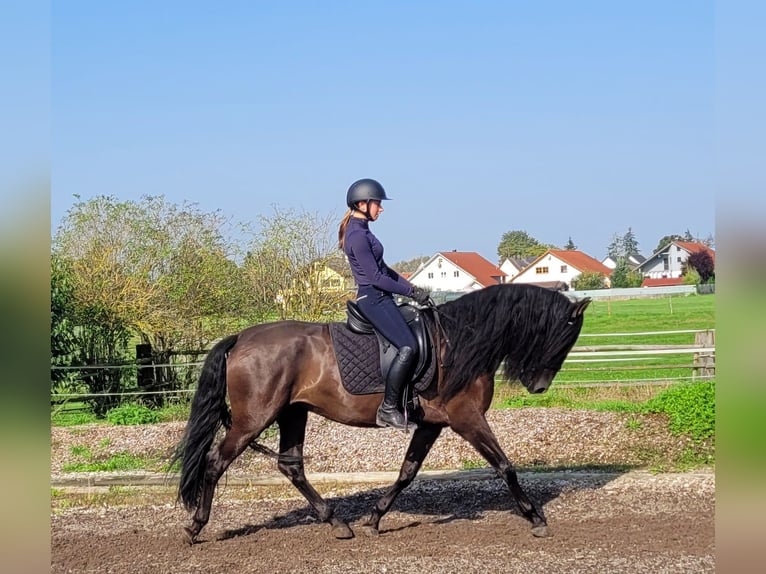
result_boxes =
[172,283,591,542]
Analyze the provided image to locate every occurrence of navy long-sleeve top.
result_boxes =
[343,217,414,297]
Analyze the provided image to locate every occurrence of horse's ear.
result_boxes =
[571,297,591,320]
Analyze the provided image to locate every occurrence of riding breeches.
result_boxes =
[355,285,417,352]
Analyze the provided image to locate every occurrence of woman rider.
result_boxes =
[337,178,430,430]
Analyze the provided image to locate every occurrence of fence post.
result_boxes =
[693,330,715,381]
[136,344,154,389]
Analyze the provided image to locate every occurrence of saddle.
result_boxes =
[328,301,436,397]
[344,300,433,383]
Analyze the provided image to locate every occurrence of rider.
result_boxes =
[338,178,430,430]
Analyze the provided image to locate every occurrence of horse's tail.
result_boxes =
[172,334,239,511]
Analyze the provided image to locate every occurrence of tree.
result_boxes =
[606,233,623,260]
[607,228,640,259]
[242,206,341,321]
[497,230,554,260]
[564,237,577,250]
[571,271,607,290]
[622,227,639,257]
[610,258,644,288]
[53,195,248,353]
[392,255,430,273]
[686,250,715,283]
[653,234,684,254]
[50,255,79,392]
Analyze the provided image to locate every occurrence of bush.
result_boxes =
[105,403,161,425]
[643,381,715,441]
[571,271,607,290]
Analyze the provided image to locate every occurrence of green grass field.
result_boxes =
[493,293,715,405]
[578,294,715,340]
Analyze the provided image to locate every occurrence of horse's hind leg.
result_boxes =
[358,424,443,536]
[450,413,549,537]
[184,426,256,543]
[276,406,354,539]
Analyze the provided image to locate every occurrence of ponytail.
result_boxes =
[337,209,353,250]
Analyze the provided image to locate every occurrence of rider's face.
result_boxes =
[365,200,383,220]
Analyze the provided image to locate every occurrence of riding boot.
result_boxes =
[376,346,417,430]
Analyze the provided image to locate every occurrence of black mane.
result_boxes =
[436,283,582,400]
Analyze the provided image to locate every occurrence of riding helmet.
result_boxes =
[346,178,390,209]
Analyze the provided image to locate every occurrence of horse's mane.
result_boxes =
[436,283,581,400]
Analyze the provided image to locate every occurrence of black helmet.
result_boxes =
[346,178,390,209]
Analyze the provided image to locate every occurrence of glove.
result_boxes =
[410,286,431,305]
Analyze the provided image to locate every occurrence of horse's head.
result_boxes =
[519,296,591,394]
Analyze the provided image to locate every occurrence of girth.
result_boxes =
[345,300,432,382]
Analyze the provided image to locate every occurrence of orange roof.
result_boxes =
[641,277,685,287]
[544,250,613,275]
[439,251,507,287]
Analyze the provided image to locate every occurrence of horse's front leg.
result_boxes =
[276,407,354,539]
[450,412,549,537]
[358,423,443,536]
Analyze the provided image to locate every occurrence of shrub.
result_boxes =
[643,381,715,441]
[105,403,161,425]
[572,271,607,290]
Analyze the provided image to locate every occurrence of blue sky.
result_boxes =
[50,1,717,264]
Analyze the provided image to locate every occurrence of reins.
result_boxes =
[424,298,453,369]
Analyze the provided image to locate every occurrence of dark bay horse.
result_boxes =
[173,283,591,542]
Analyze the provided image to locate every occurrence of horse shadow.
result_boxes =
[214,466,627,542]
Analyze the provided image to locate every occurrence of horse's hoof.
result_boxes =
[358,525,380,538]
[531,524,550,538]
[182,526,197,545]
[332,523,354,539]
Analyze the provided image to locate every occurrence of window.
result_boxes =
[560,265,568,273]
[535,266,549,274]
[677,257,682,263]
[440,271,447,278]
[453,271,459,277]
[663,258,669,271]
[427,272,434,279]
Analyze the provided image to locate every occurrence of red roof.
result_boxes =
[543,250,613,275]
[675,241,715,264]
[641,277,685,287]
[439,251,507,287]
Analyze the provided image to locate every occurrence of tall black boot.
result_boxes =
[376,346,417,430]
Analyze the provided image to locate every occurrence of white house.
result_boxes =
[511,250,613,290]
[498,256,536,281]
[637,241,715,279]
[408,251,506,292]
[601,253,647,270]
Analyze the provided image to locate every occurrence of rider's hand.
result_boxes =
[410,286,431,306]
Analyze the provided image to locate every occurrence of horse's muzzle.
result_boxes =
[526,370,555,394]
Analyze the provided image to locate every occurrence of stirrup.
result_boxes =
[376,404,412,430]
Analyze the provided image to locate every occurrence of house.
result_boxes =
[317,257,355,293]
[498,256,536,281]
[637,241,715,280]
[602,253,647,271]
[408,251,507,292]
[510,249,613,290]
